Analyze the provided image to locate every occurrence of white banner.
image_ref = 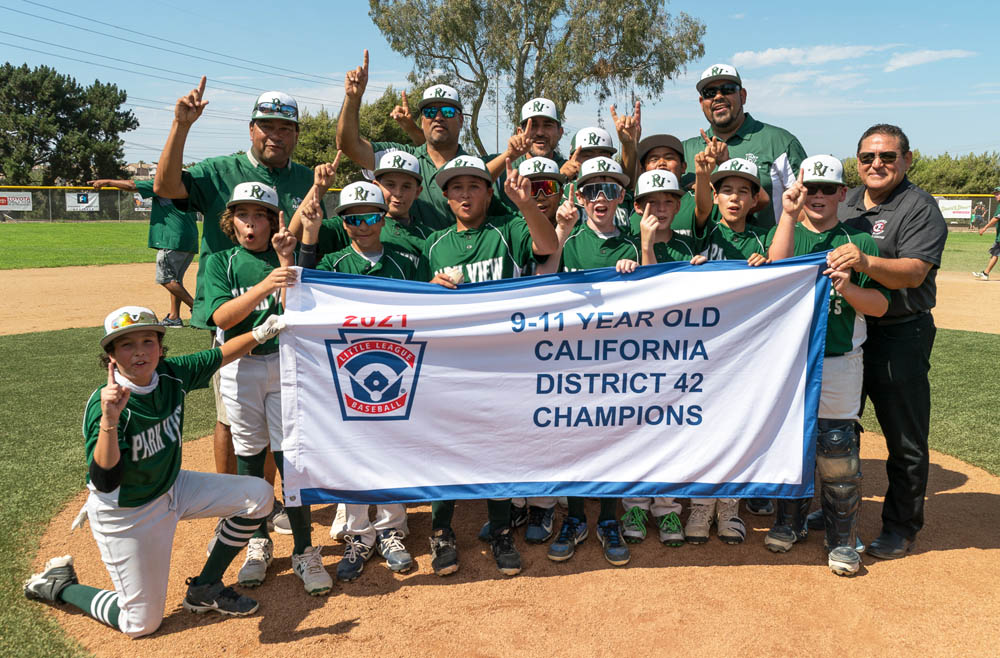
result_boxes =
[935,197,972,220]
[66,191,99,212]
[0,192,33,211]
[132,193,152,212]
[280,254,830,505]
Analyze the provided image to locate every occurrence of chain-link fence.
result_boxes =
[0,185,341,222]
[933,194,998,229]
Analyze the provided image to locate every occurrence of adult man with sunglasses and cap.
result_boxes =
[682,64,807,231]
[825,124,947,560]
[488,97,566,212]
[155,78,327,487]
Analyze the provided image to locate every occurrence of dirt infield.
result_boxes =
[14,262,1000,656]
[33,435,1000,656]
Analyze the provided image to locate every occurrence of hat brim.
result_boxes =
[523,170,567,184]
[635,188,685,202]
[696,75,741,93]
[577,146,617,157]
[250,111,298,124]
[520,112,560,125]
[576,170,629,187]
[226,198,280,214]
[435,167,492,189]
[101,323,165,349]
[801,176,846,186]
[373,166,422,182]
[417,98,463,112]
[710,170,760,190]
[638,135,685,164]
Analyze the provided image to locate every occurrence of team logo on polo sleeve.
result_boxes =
[326,330,426,420]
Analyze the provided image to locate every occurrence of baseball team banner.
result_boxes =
[0,192,33,211]
[65,191,99,212]
[279,254,830,506]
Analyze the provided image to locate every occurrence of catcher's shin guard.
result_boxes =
[816,419,861,551]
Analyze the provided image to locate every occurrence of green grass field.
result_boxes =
[1,325,997,657]
[939,230,999,273]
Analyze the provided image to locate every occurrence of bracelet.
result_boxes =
[101,425,117,432]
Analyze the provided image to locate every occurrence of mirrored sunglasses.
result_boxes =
[857,151,899,165]
[421,105,459,119]
[109,310,157,331]
[530,179,561,198]
[342,212,385,226]
[578,182,622,202]
[255,101,297,119]
[700,83,741,100]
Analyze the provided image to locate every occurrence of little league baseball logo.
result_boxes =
[325,329,426,421]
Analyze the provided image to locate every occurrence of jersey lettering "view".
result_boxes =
[437,257,508,283]
[130,403,183,462]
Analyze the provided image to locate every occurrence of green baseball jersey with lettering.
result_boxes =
[490,151,567,212]
[792,222,888,356]
[682,113,806,229]
[135,180,199,253]
[317,243,417,280]
[423,213,534,282]
[200,246,286,355]
[639,231,701,264]
[180,152,319,328]
[560,221,641,272]
[628,192,698,237]
[316,215,432,268]
[83,348,222,508]
[697,214,773,261]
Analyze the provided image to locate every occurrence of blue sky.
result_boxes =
[2,0,997,166]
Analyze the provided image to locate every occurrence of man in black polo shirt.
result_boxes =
[827,124,948,559]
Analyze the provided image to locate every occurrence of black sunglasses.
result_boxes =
[700,83,741,100]
[857,151,899,165]
[804,183,841,196]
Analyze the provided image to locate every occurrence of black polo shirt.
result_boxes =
[840,177,948,318]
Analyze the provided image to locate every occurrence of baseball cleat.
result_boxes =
[685,502,714,544]
[524,506,555,544]
[24,555,78,604]
[620,506,648,543]
[237,537,273,588]
[489,526,522,576]
[656,512,685,546]
[337,535,375,582]
[597,520,631,566]
[715,498,746,544]
[547,516,588,562]
[291,545,333,595]
[429,527,459,576]
[183,577,258,615]
[377,528,413,573]
[828,546,861,576]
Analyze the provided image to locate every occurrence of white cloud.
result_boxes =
[729,13,745,19]
[883,49,975,72]
[732,44,896,69]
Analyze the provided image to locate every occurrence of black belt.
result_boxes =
[867,310,930,327]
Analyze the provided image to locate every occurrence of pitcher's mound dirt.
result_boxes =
[33,433,1000,657]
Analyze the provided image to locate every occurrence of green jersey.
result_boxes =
[200,245,286,355]
[560,221,640,272]
[423,213,535,282]
[83,348,222,508]
[180,151,318,328]
[317,215,431,269]
[317,243,417,280]
[628,192,698,237]
[792,222,889,356]
[135,180,199,253]
[697,215,773,261]
[491,151,566,212]
[994,205,1000,240]
[682,114,806,228]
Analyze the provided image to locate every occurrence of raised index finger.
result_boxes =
[362,49,369,74]
[196,75,206,100]
[107,361,116,386]
[700,128,710,145]
[571,146,582,162]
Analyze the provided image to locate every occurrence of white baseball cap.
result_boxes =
[434,155,491,188]
[570,126,616,155]
[374,150,422,182]
[520,97,559,124]
[576,156,629,187]
[335,182,387,215]
[710,158,760,190]
[518,157,566,182]
[696,64,742,93]
[227,182,280,213]
[418,84,463,111]
[251,91,299,123]
[635,170,684,201]
[801,155,845,186]
[101,306,164,348]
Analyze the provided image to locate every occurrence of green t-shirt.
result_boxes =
[316,243,417,280]
[697,215,773,261]
[422,213,534,282]
[490,151,566,212]
[560,221,641,271]
[628,193,699,239]
[135,180,199,253]
[180,152,318,328]
[83,348,222,508]
[317,215,432,269]
[682,114,807,229]
[994,205,1000,240]
[792,222,889,356]
[199,245,285,354]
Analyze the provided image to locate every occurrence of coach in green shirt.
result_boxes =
[682,63,807,229]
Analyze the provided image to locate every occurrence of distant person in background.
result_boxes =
[972,186,1000,281]
[971,201,987,229]
[88,178,197,327]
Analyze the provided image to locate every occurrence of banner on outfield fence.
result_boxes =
[279,254,831,505]
[935,197,972,220]
[0,192,32,211]
[65,191,99,212]
[132,193,152,212]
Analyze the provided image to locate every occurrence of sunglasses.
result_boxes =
[857,151,899,165]
[700,83,741,100]
[255,101,297,119]
[804,183,841,196]
[109,310,157,331]
[421,105,459,119]
[530,179,561,198]
[342,212,385,226]
[578,182,622,202]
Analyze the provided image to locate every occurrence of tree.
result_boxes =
[0,63,137,185]
[369,0,705,156]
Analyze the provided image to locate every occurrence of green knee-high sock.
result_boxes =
[59,584,121,630]
[431,500,456,530]
[198,515,266,583]
[237,449,270,540]
[568,497,587,522]
[487,499,511,528]
[598,498,619,523]
[273,450,313,554]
